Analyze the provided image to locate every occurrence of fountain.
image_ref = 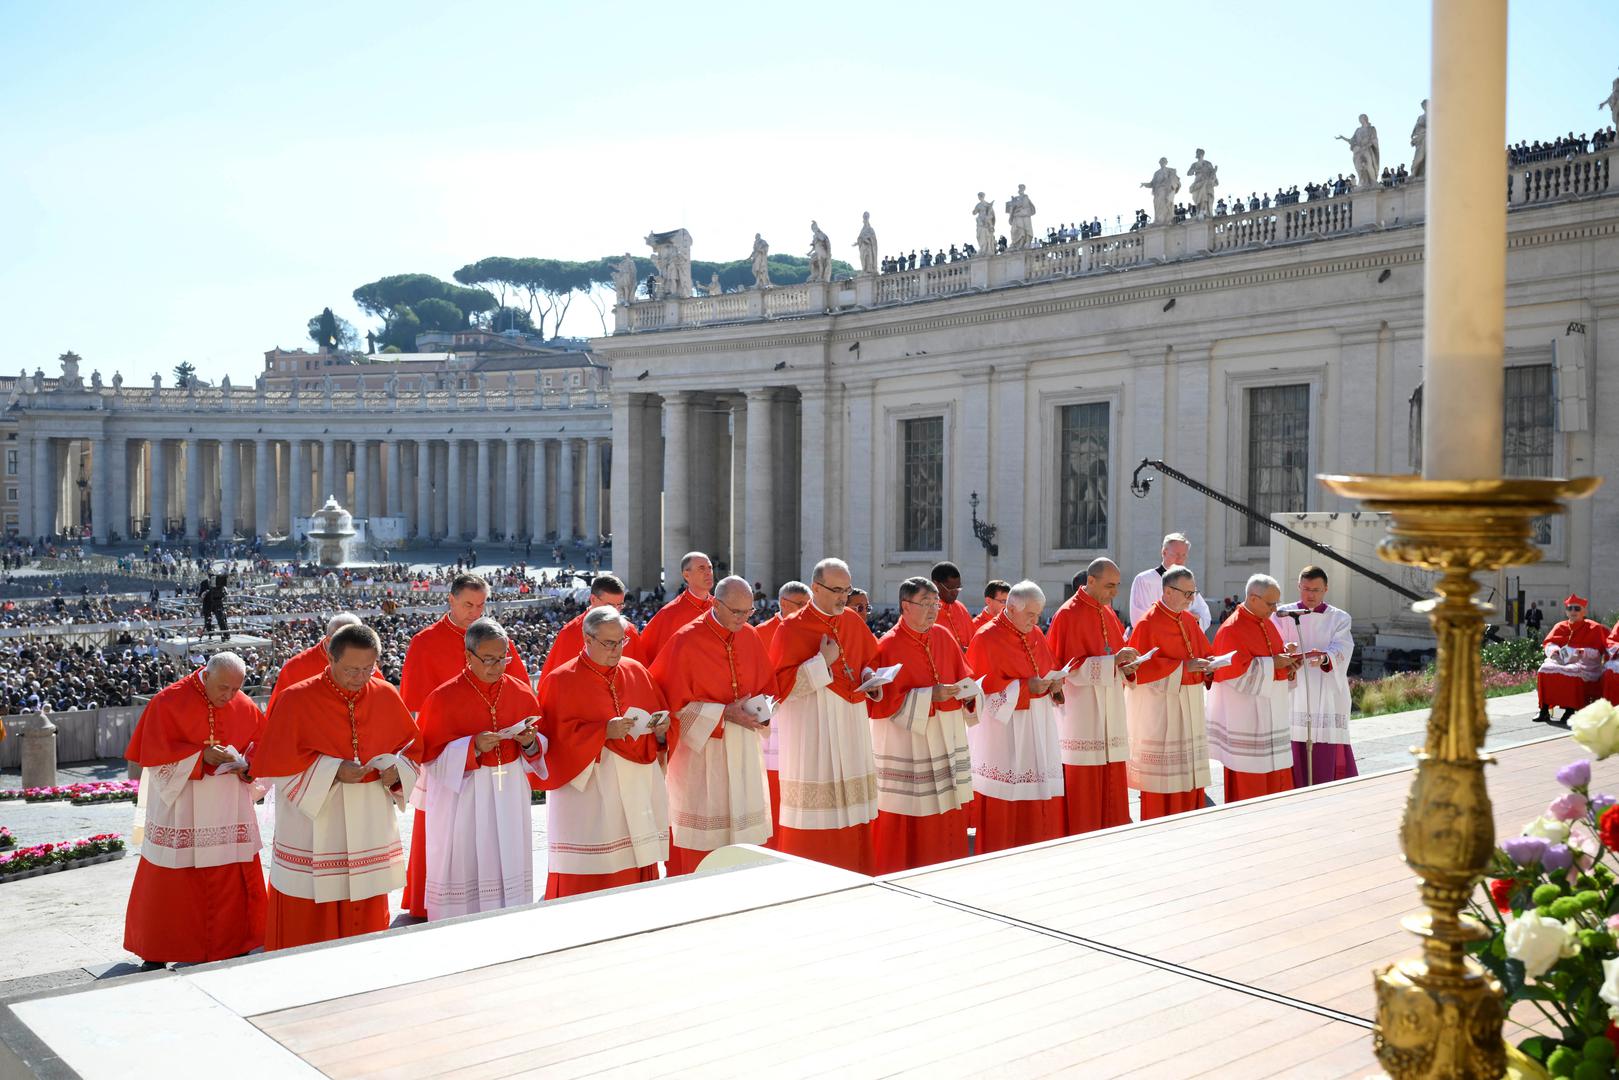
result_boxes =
[306,495,357,566]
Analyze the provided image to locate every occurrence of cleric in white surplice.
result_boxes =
[1271,565,1357,787]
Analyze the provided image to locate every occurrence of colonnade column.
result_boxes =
[321,438,337,504]
[90,436,109,544]
[557,438,576,544]
[661,391,692,588]
[353,439,370,520]
[447,439,463,541]
[415,440,432,539]
[149,439,167,539]
[219,438,240,539]
[744,388,775,587]
[582,437,601,546]
[798,388,828,565]
[387,441,402,520]
[253,439,271,538]
[504,437,519,540]
[531,440,549,542]
[475,439,492,543]
[184,436,202,539]
[288,439,307,531]
[109,437,129,542]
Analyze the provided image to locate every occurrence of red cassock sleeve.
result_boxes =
[968,621,1053,709]
[535,658,666,789]
[650,621,773,753]
[870,625,968,720]
[126,678,209,769]
[1126,609,1213,686]
[1211,614,1262,683]
[1543,621,1574,649]
[253,680,419,778]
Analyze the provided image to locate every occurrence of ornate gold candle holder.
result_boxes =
[1318,474,1601,1080]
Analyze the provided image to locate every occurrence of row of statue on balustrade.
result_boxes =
[615,106,1440,304]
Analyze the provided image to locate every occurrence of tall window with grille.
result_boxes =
[1245,384,1310,546]
[1504,363,1556,544]
[1056,402,1110,549]
[900,416,945,551]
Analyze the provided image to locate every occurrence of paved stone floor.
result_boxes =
[0,688,1557,1004]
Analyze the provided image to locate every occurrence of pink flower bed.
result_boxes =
[0,833,123,876]
[0,780,139,804]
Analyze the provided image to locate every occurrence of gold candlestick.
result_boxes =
[1319,474,1600,1080]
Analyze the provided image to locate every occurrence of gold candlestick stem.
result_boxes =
[1318,474,1600,1080]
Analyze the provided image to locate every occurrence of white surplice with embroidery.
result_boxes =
[547,745,669,875]
[1123,672,1211,794]
[1272,605,1355,745]
[872,688,974,817]
[268,753,418,903]
[966,689,1063,802]
[668,699,773,851]
[135,751,262,869]
[775,655,879,831]
[424,737,547,919]
[1207,657,1293,773]
[1058,656,1130,767]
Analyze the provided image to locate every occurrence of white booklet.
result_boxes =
[496,718,538,740]
[362,752,407,773]
[1129,646,1158,665]
[212,744,249,774]
[740,695,776,724]
[1206,651,1239,671]
[954,676,987,701]
[855,664,904,694]
[1040,661,1074,682]
[622,707,671,738]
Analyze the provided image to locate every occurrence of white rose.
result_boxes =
[1505,912,1576,978]
[1523,816,1572,844]
[1601,957,1619,1018]
[1571,700,1619,759]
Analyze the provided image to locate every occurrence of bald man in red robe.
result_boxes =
[398,573,529,918]
[268,613,361,713]
[1537,593,1607,724]
[869,577,975,872]
[124,654,266,963]
[650,576,776,875]
[638,552,716,664]
[536,607,671,898]
[1208,576,1301,802]
[255,624,419,950]
[538,573,643,686]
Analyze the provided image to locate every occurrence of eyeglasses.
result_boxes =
[814,582,851,597]
[717,601,753,618]
[901,598,940,611]
[1165,585,1198,598]
[333,662,376,679]
[586,633,627,650]
[466,651,510,667]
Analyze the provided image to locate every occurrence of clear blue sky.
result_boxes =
[3,0,1615,384]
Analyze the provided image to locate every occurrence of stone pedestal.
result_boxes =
[20,714,58,790]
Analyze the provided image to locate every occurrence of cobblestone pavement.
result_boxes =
[0,688,1565,1002]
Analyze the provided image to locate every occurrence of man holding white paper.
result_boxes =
[1272,566,1357,786]
[650,576,777,875]
[123,652,266,963]
[868,576,976,872]
[1123,566,1214,820]
[417,618,546,920]
[1045,558,1138,834]
[965,580,1066,853]
[254,624,420,950]
[1208,575,1300,802]
[536,606,671,898]
[766,557,884,875]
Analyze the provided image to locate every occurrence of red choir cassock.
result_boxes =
[869,621,973,872]
[1124,604,1213,819]
[539,610,644,686]
[965,617,1066,852]
[399,615,530,918]
[1210,605,1295,802]
[650,616,775,875]
[254,675,419,950]
[638,590,715,664]
[419,669,543,781]
[268,641,329,713]
[123,671,267,963]
[768,603,881,875]
[535,655,668,898]
[1045,590,1131,833]
[1538,600,1607,711]
[754,613,785,839]
[938,599,975,654]
[972,606,998,633]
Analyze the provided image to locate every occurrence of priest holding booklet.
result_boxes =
[1207,574,1300,803]
[417,617,547,920]
[536,606,672,899]
[650,575,777,875]
[868,576,977,873]
[1122,566,1214,820]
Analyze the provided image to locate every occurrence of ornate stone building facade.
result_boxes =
[598,153,1619,609]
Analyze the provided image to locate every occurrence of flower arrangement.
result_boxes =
[0,826,13,849]
[3,780,138,804]
[0,833,123,876]
[1471,699,1619,1077]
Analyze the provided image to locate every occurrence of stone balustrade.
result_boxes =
[17,384,603,413]
[613,149,1619,334]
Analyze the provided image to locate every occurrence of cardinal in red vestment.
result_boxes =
[538,574,643,686]
[931,561,975,653]
[1208,578,1300,802]
[637,552,716,664]
[972,580,1011,634]
[536,607,671,898]
[1123,568,1215,820]
[1537,594,1606,723]
[124,655,266,963]
[267,612,362,713]
[255,624,419,950]
[398,574,529,918]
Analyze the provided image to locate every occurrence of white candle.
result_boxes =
[1420,0,1508,480]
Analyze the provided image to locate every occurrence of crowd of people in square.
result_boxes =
[114,532,1362,964]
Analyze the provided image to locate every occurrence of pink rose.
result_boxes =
[1551,793,1590,822]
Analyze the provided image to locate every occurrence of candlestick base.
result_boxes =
[1317,474,1599,1080]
